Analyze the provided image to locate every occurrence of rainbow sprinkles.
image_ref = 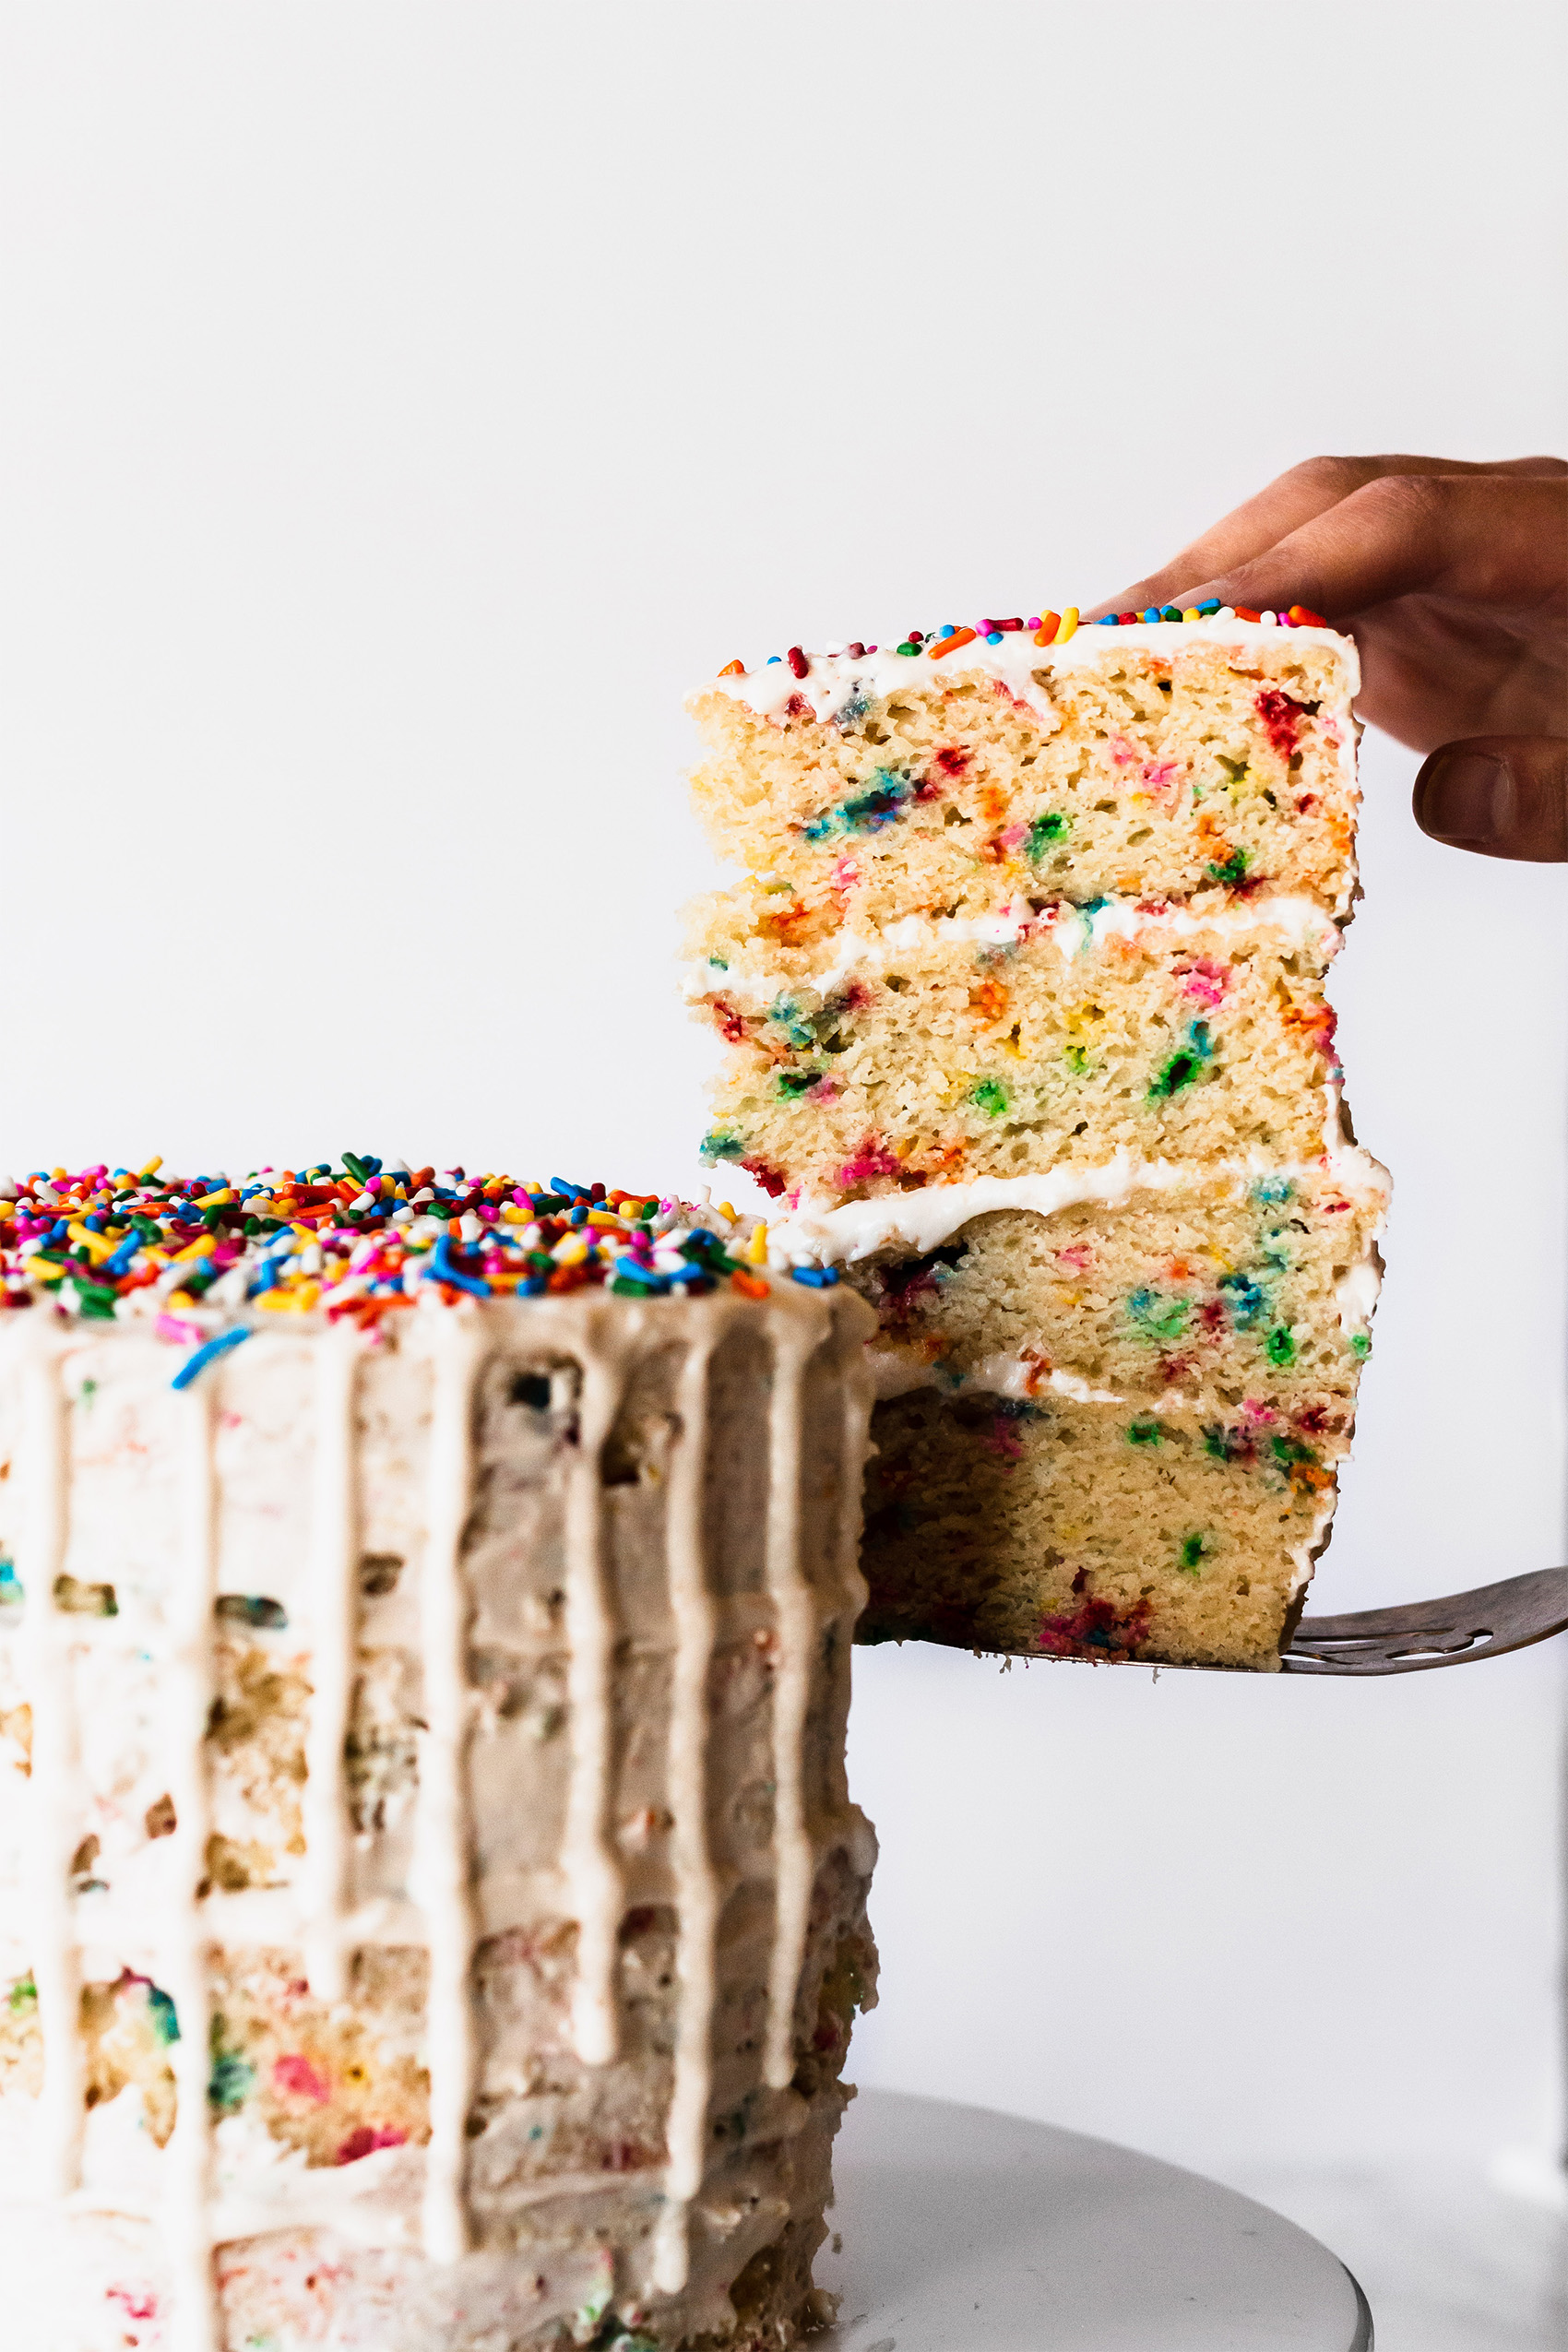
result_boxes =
[0,1156,847,1350]
[722,598,1331,676]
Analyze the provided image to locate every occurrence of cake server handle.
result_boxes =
[1281,1566,1568,1674]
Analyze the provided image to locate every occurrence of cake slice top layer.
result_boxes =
[689,612,1360,921]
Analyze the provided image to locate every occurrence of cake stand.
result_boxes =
[814,2090,1374,2350]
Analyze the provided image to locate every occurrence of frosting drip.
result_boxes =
[162,1383,220,2352]
[561,1327,633,2073]
[16,1333,86,2199]
[300,1328,360,2010]
[762,1333,813,2095]
[413,1313,485,2266]
[651,1330,721,2296]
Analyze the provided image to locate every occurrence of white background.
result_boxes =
[2,1,1565,2191]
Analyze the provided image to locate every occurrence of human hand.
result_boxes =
[1091,456,1567,861]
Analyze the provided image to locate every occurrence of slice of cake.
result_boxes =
[0,1157,877,2351]
[687,609,1388,1672]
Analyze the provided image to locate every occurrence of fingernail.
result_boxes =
[1414,748,1514,846]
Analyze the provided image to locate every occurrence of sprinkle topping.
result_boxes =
[726,600,1330,677]
[0,1158,782,1332]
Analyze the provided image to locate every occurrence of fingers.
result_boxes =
[1176,473,1567,627]
[1090,454,1568,622]
[1477,455,1568,477]
[1089,457,1385,622]
[1413,735,1568,861]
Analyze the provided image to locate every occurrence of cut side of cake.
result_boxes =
[687,611,1388,1672]
[689,619,1360,927]
[0,1158,877,2352]
[829,1158,1384,1668]
[687,887,1343,1200]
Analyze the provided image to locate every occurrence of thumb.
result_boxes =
[1412,736,1568,862]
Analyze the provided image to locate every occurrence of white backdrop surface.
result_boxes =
[1,3,1564,2178]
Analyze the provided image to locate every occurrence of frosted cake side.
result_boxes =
[0,1161,877,2351]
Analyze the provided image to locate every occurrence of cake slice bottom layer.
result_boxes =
[861,1387,1346,1671]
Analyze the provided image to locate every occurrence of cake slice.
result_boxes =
[686,608,1388,1672]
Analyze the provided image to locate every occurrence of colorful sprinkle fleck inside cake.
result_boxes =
[686,606,1389,1670]
[0,1158,877,2349]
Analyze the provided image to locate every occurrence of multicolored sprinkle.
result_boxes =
[724,601,1330,678]
[0,1158,828,1353]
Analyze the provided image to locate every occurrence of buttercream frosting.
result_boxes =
[699,613,1360,730]
[688,889,1343,1012]
[766,1145,1388,1271]
[0,1280,877,2349]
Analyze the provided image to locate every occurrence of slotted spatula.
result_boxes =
[1281,1566,1568,1674]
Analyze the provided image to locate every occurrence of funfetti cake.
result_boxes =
[686,604,1389,1671]
[0,1157,876,2351]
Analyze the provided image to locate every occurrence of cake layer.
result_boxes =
[861,1385,1343,1671]
[692,891,1344,1201]
[831,1153,1387,1421]
[689,617,1360,926]
[0,1158,878,2352]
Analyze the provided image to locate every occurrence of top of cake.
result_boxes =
[697,603,1354,726]
[0,1154,843,1348]
[685,604,1361,933]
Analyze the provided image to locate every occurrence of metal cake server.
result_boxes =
[1280,1566,1568,1675]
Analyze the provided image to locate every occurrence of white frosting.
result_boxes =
[700,614,1360,729]
[300,1326,360,2009]
[761,1331,818,2097]
[410,1311,484,2267]
[14,1329,86,2200]
[1288,1492,1344,1608]
[559,1326,632,2073]
[769,1145,1390,1272]
[651,1329,723,2296]
[769,1152,1188,1268]
[160,1381,221,2352]
[1336,1255,1383,1335]
[1063,891,1338,959]
[690,890,1342,1010]
[207,2105,422,2247]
